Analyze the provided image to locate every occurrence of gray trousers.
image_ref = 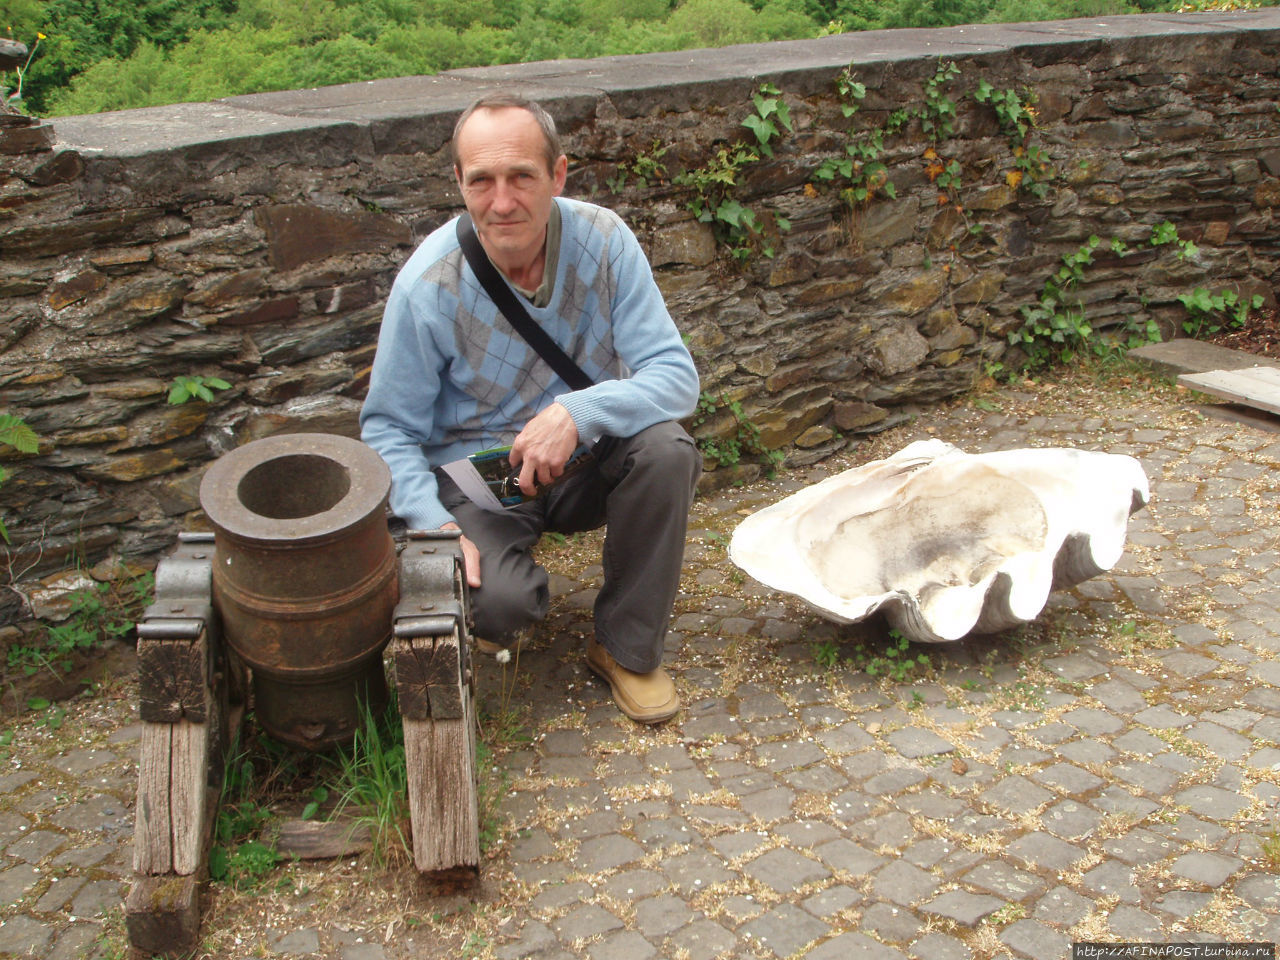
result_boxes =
[436,421,701,673]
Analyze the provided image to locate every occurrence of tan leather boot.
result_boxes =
[586,638,679,724]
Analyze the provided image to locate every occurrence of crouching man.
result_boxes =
[360,94,701,724]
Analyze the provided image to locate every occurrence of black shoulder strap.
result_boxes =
[456,215,593,391]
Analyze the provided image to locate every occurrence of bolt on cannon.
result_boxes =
[125,433,478,956]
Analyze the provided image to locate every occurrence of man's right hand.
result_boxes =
[442,521,482,589]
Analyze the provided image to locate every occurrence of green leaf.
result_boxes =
[0,415,38,454]
[26,697,49,711]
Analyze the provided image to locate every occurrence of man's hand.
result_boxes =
[510,402,580,497]
[441,522,482,589]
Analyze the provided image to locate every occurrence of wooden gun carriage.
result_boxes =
[125,433,478,956]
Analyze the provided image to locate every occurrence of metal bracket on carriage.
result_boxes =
[392,529,473,722]
[136,532,217,724]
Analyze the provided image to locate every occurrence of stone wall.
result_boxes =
[1,10,1278,584]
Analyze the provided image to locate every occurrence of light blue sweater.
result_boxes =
[360,197,700,531]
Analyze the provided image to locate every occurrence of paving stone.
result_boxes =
[46,923,99,960]
[1033,885,1093,926]
[67,878,120,919]
[631,815,692,848]
[871,860,939,906]
[865,767,928,795]
[660,850,732,895]
[1174,784,1251,819]
[550,903,622,941]
[602,868,667,900]
[0,915,53,955]
[895,791,964,821]
[1060,707,1125,736]
[35,877,85,914]
[777,820,841,848]
[922,890,1004,925]
[1234,874,1280,911]
[634,895,692,938]
[8,829,65,863]
[0,864,41,905]
[49,749,114,775]
[531,881,593,911]
[1151,890,1214,918]
[744,847,829,894]
[1105,904,1163,938]
[813,837,885,876]
[1171,850,1243,887]
[806,930,905,959]
[1042,653,1108,681]
[860,900,923,941]
[802,885,862,919]
[1031,761,1104,795]
[1025,721,1075,746]
[908,932,972,960]
[1134,704,1194,729]
[1100,828,1177,865]
[886,727,956,758]
[1184,722,1254,761]
[960,861,1047,900]
[710,830,771,861]
[576,834,645,873]
[742,902,829,957]
[783,764,849,792]
[269,928,322,954]
[1056,738,1116,766]
[1041,799,1104,840]
[979,775,1053,814]
[849,812,916,850]
[1000,919,1069,959]
[755,740,826,770]
[1152,813,1228,848]
[1111,759,1182,795]
[738,786,794,821]
[1079,861,1140,903]
[1006,833,1085,872]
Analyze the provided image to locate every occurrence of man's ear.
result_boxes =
[454,165,463,188]
[553,154,568,196]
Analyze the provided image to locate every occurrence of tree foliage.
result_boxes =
[0,0,1258,116]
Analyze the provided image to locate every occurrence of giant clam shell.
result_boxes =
[729,439,1149,643]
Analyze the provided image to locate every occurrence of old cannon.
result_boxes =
[125,433,478,955]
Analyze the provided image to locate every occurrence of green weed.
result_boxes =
[167,374,231,405]
[329,699,412,868]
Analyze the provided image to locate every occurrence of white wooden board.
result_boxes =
[1178,366,1280,417]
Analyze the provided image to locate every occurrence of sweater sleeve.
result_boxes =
[556,216,700,443]
[359,281,456,531]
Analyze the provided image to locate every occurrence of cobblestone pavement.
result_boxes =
[4,372,1280,959]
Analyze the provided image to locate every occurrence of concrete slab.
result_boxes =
[1179,366,1280,417]
[1129,339,1280,378]
[50,101,359,158]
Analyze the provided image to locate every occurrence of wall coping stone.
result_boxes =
[46,11,1280,163]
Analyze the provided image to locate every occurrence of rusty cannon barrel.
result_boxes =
[200,433,398,750]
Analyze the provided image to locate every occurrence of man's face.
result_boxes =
[453,107,568,272]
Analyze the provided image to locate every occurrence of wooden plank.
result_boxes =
[134,723,174,875]
[402,628,479,874]
[125,875,200,958]
[170,719,209,875]
[276,819,373,859]
[1179,365,1280,416]
[133,719,209,876]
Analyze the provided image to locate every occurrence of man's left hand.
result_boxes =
[510,402,580,497]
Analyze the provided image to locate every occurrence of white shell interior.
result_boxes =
[729,439,1150,643]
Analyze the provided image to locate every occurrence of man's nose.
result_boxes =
[491,178,518,214]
